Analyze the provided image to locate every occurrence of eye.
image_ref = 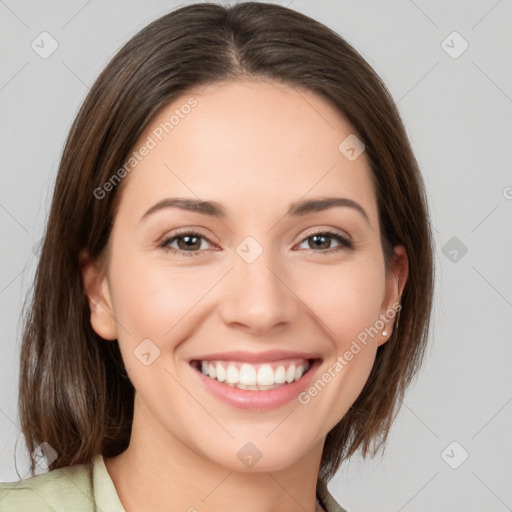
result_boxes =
[159,230,216,257]
[296,230,353,254]
[158,229,353,257]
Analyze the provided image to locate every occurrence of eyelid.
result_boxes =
[299,226,352,242]
[294,229,353,253]
[158,226,350,246]
[158,226,216,244]
[158,225,353,257]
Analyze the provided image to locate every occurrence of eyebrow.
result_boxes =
[139,196,370,225]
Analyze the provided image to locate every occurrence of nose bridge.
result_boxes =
[219,235,298,333]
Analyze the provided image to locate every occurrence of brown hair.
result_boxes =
[18,1,434,484]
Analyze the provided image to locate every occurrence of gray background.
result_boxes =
[1,1,511,511]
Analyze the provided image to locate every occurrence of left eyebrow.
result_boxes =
[287,197,371,226]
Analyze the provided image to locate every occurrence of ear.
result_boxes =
[79,249,118,341]
[377,245,408,347]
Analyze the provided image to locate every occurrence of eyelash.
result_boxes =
[158,228,353,257]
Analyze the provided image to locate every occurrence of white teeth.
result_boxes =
[226,365,239,384]
[197,360,311,388]
[257,365,274,386]
[239,364,257,385]
[286,364,296,383]
[216,363,226,382]
[274,365,286,384]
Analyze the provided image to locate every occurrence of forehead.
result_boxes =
[116,79,378,224]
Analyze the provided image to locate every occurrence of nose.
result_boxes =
[218,248,300,336]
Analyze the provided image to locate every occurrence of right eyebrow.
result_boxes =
[139,198,226,223]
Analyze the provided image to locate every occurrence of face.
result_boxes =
[83,79,407,473]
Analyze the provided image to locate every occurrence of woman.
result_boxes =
[0,2,434,511]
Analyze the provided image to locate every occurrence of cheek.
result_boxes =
[291,257,385,418]
[108,254,203,403]
[294,256,386,347]
[109,249,208,341]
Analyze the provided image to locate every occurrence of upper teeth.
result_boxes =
[199,360,310,387]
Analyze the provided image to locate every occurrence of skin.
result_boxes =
[81,79,408,512]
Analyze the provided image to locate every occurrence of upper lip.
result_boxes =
[189,350,322,363]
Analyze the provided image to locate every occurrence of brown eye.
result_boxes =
[297,231,352,253]
[159,230,215,256]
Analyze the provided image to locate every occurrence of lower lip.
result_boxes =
[190,359,322,410]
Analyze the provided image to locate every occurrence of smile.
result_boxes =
[189,352,322,410]
[192,358,311,391]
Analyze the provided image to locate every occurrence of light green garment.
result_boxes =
[0,455,347,511]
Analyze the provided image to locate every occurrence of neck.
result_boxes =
[105,394,325,512]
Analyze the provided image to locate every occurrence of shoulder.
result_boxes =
[0,462,94,512]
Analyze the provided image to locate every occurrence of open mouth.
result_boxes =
[190,358,318,391]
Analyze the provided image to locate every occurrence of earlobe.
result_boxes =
[79,250,118,341]
[378,245,409,346]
